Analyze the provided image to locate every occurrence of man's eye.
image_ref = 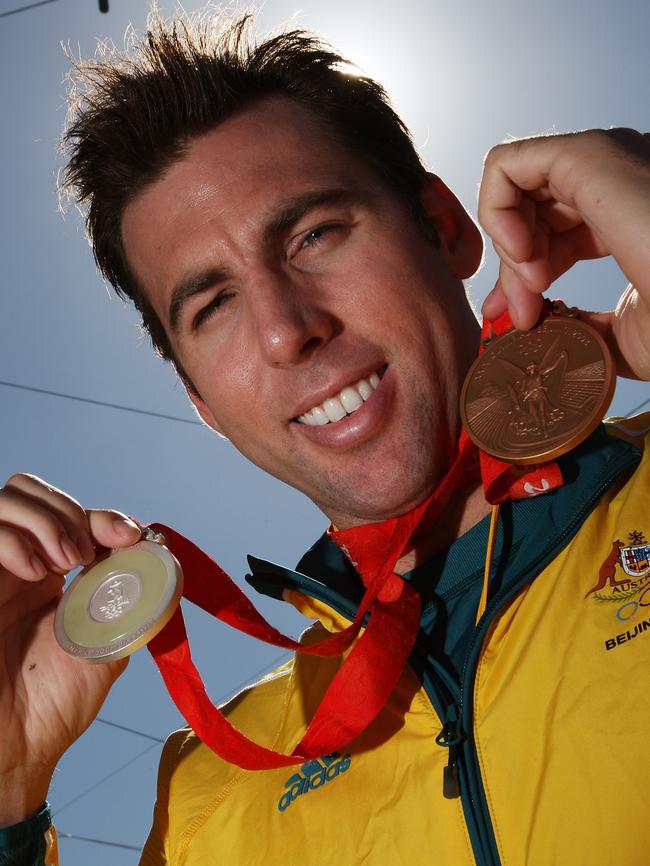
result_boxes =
[193,291,233,328]
[300,223,341,249]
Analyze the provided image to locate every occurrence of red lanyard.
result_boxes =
[146,435,474,769]
[146,308,562,769]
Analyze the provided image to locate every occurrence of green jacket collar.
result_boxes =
[246,424,641,615]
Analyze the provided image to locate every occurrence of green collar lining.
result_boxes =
[246,424,640,614]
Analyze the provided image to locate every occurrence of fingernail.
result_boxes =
[60,534,83,567]
[113,516,141,538]
[31,555,48,579]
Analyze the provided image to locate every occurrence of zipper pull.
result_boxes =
[443,745,460,798]
[436,711,463,799]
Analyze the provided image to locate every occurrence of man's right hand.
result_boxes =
[0,473,142,827]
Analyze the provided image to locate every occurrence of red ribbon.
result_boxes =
[146,437,473,769]
[147,521,420,768]
[146,305,564,769]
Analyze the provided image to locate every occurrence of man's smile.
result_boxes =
[295,365,387,426]
[290,365,393,450]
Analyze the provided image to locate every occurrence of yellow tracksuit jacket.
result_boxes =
[136,416,650,866]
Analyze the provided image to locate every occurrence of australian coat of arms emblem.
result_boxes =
[586,531,650,601]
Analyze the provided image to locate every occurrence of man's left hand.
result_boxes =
[478,128,650,380]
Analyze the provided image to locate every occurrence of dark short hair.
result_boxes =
[62,10,432,376]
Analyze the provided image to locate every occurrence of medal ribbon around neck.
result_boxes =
[146,303,564,770]
[146,437,474,770]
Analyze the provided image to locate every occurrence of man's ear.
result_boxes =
[420,173,484,279]
[182,379,226,436]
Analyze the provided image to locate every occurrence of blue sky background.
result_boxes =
[0,0,648,861]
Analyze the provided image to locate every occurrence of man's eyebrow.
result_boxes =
[169,266,231,334]
[168,188,366,333]
[262,187,368,246]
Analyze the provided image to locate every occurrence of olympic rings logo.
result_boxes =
[616,585,650,622]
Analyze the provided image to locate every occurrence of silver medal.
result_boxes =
[54,528,183,663]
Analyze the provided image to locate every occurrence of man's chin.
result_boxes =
[288,398,456,527]
[313,462,442,529]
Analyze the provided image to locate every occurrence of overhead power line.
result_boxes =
[95,651,292,748]
[1,376,646,433]
[58,832,140,852]
[96,717,165,743]
[0,379,201,426]
[0,0,58,19]
[626,395,650,416]
[53,741,161,816]
[215,651,293,705]
[54,651,292,817]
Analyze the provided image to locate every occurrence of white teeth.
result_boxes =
[357,379,372,400]
[311,406,329,426]
[297,368,384,426]
[340,387,364,414]
[323,397,347,422]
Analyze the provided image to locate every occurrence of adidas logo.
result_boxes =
[277,752,351,812]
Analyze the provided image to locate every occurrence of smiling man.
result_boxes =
[120,96,483,531]
[0,10,649,866]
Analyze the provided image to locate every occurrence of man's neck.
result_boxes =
[393,480,491,576]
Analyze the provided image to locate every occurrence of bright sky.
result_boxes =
[0,0,648,861]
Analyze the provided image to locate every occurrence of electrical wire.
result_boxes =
[626,395,650,416]
[2,377,645,432]
[95,717,165,743]
[94,650,292,748]
[53,651,292,819]
[57,832,141,852]
[0,0,58,19]
[0,379,201,426]
[53,740,161,816]
[214,651,293,705]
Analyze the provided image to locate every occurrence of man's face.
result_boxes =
[121,98,481,527]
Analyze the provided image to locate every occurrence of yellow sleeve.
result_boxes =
[139,804,167,866]
[139,728,192,866]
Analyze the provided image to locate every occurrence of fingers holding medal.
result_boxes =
[54,528,183,663]
[0,474,151,816]
[477,129,650,384]
[0,474,168,664]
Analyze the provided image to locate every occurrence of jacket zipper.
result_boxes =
[436,704,462,798]
[250,442,640,866]
[455,448,640,866]
[414,618,491,863]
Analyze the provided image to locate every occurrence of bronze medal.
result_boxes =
[460,316,615,464]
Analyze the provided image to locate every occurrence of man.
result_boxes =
[0,10,648,866]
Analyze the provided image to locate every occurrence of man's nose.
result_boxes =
[252,275,338,366]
